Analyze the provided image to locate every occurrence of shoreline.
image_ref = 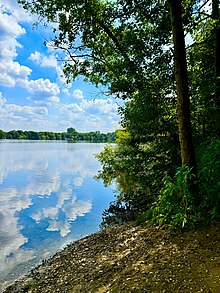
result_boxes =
[4,222,220,292]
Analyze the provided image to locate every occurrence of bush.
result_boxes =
[147,139,220,229]
[197,139,220,218]
[150,166,199,229]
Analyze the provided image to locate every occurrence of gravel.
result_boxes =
[4,222,220,292]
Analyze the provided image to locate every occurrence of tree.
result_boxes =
[0,130,6,139]
[16,1,186,182]
[18,0,197,165]
[168,0,197,172]
[212,0,220,138]
[18,0,220,226]
[66,127,78,140]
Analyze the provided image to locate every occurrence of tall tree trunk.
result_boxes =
[212,0,220,138]
[168,0,197,174]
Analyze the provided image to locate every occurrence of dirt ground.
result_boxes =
[4,222,220,292]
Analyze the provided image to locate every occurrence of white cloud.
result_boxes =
[0,11,32,87]
[80,98,118,115]
[31,207,58,223]
[28,50,68,88]
[29,51,58,68]
[62,88,71,95]
[0,13,25,45]
[0,92,6,105]
[53,97,120,132]
[73,89,84,100]
[5,104,48,116]
[28,51,41,63]
[61,103,84,113]
[28,79,60,95]
[0,0,34,23]
[73,177,83,187]
[21,78,60,105]
[0,92,51,132]
[0,60,32,87]
[0,7,61,106]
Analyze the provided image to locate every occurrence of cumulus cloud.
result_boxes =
[0,92,6,105]
[28,79,59,95]
[0,92,49,132]
[57,188,73,208]
[61,103,84,114]
[28,50,68,87]
[29,51,58,68]
[5,104,48,116]
[31,207,58,223]
[25,78,60,104]
[73,89,84,100]
[0,11,32,87]
[73,177,83,187]
[80,98,118,115]
[0,0,33,23]
[0,60,32,87]
[0,12,25,43]
[0,6,61,106]
[55,97,120,132]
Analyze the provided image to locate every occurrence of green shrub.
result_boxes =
[150,166,199,229]
[197,139,220,218]
[149,139,220,229]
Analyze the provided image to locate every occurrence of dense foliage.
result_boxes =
[18,0,220,229]
[0,128,116,142]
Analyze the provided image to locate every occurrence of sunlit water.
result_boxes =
[0,140,115,291]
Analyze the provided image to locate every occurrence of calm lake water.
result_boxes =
[0,140,115,291]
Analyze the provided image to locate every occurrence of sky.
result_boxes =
[0,0,121,133]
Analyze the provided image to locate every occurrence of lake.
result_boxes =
[0,140,115,291]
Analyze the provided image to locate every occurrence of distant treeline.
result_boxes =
[0,128,116,142]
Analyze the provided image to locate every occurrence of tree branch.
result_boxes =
[197,0,211,12]
[186,33,214,50]
[54,45,106,64]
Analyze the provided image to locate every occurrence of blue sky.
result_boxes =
[0,0,120,133]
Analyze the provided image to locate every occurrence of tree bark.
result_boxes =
[168,0,197,173]
[212,0,220,138]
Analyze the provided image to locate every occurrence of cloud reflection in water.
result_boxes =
[0,141,114,290]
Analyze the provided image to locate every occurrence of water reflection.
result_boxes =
[0,141,114,291]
